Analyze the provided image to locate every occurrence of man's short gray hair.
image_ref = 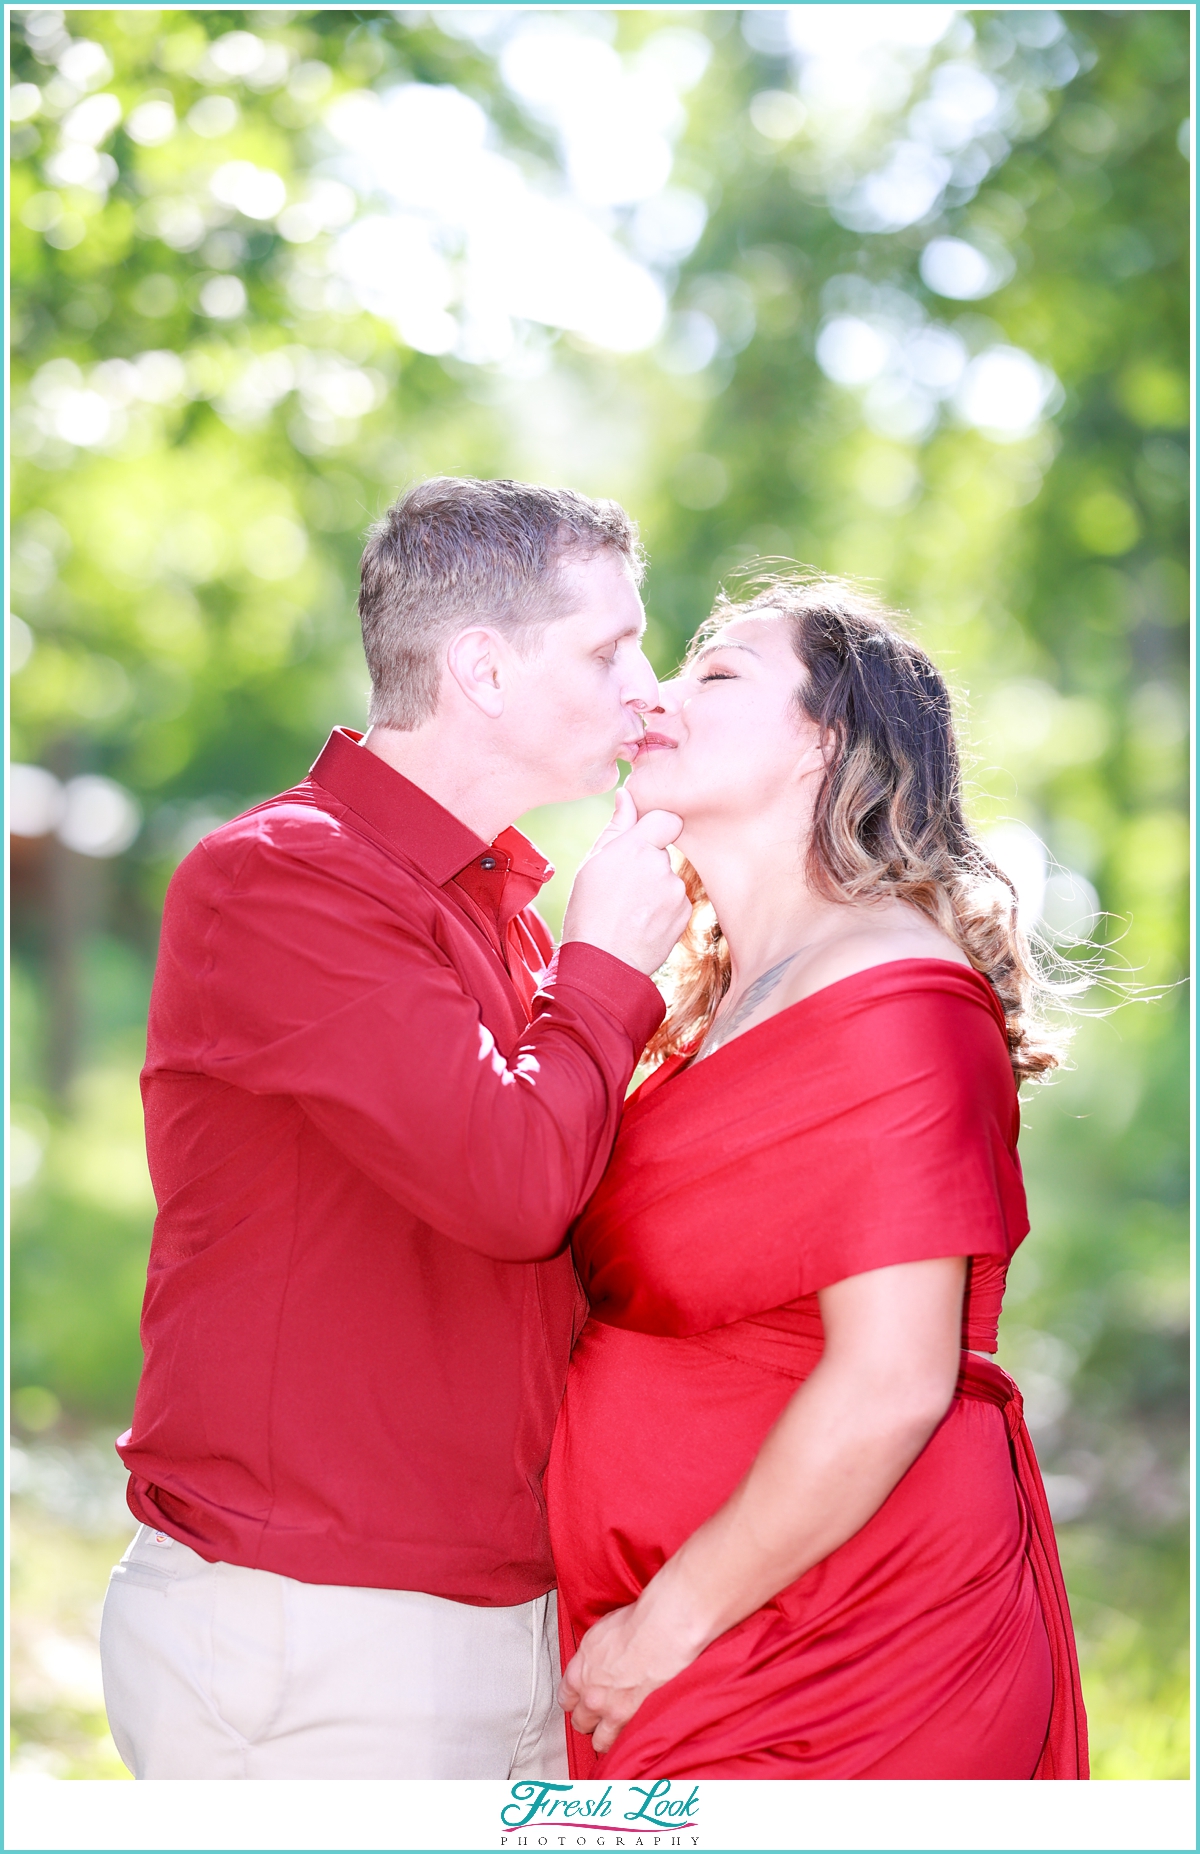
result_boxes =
[358,476,645,731]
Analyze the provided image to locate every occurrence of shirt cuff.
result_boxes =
[544,942,666,1049]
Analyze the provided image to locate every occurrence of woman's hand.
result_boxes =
[557,1592,705,1756]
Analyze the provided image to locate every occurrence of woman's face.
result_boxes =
[626,612,828,830]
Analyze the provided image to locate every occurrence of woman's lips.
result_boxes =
[636,732,677,753]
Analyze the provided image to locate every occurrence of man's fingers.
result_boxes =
[629,808,684,850]
[560,792,688,972]
[586,784,638,856]
[610,784,638,830]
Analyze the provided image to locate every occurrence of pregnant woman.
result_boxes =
[547,573,1088,1780]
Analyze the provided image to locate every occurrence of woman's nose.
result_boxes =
[649,679,685,715]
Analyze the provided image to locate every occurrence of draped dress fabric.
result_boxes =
[546,960,1088,1781]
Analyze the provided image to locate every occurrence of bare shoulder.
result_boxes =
[786,904,971,1005]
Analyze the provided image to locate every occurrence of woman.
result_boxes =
[547,573,1088,1780]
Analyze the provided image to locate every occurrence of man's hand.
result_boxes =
[561,788,691,977]
[557,1598,701,1756]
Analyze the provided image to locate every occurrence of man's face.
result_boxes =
[502,550,660,805]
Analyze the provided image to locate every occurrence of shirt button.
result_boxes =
[480,857,497,870]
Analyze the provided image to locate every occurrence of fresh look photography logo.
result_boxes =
[499,1780,701,1848]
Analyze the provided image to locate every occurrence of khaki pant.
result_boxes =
[100,1524,568,1780]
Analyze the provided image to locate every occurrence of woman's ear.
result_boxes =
[795,722,836,782]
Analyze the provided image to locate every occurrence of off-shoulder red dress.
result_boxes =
[545,961,1087,1780]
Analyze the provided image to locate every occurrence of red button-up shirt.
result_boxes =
[119,728,664,1603]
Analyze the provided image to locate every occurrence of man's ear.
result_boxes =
[445,626,509,720]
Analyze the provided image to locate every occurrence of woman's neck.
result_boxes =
[681,817,839,992]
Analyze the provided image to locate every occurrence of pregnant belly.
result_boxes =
[546,1318,807,1632]
[545,1318,1051,1780]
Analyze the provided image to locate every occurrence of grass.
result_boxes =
[1060,1523,1192,1780]
[9,1497,133,1780]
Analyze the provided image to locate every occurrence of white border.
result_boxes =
[6,0,18,1845]
[2,1776,1198,1853]
[5,6,1196,1854]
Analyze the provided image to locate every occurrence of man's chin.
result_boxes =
[538,762,621,806]
[584,761,622,797]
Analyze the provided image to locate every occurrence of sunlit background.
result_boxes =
[9,6,1190,1780]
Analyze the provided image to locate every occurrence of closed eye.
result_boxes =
[698,670,736,682]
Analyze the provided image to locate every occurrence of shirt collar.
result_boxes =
[309,728,553,892]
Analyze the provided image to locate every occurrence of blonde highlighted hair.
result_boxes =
[647,571,1069,1086]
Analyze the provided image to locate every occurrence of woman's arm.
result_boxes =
[559,1254,967,1754]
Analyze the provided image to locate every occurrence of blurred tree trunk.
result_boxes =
[42,737,95,1103]
[45,839,82,1102]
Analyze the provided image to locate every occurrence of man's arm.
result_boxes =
[151,813,681,1262]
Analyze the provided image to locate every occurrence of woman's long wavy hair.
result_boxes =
[646,571,1070,1086]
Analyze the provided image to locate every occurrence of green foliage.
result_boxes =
[10,8,1189,1778]
[10,1500,134,1779]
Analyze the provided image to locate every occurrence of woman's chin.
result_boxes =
[626,759,678,811]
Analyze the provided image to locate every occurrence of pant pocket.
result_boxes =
[107,1559,175,1596]
[207,1561,288,1745]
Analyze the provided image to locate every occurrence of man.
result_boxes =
[100,477,690,1779]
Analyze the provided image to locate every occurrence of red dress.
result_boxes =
[546,961,1088,1780]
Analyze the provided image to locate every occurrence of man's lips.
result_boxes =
[618,731,677,761]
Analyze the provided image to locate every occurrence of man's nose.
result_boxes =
[624,647,661,711]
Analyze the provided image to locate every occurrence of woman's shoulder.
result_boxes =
[769,917,1012,1086]
[782,910,973,1010]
